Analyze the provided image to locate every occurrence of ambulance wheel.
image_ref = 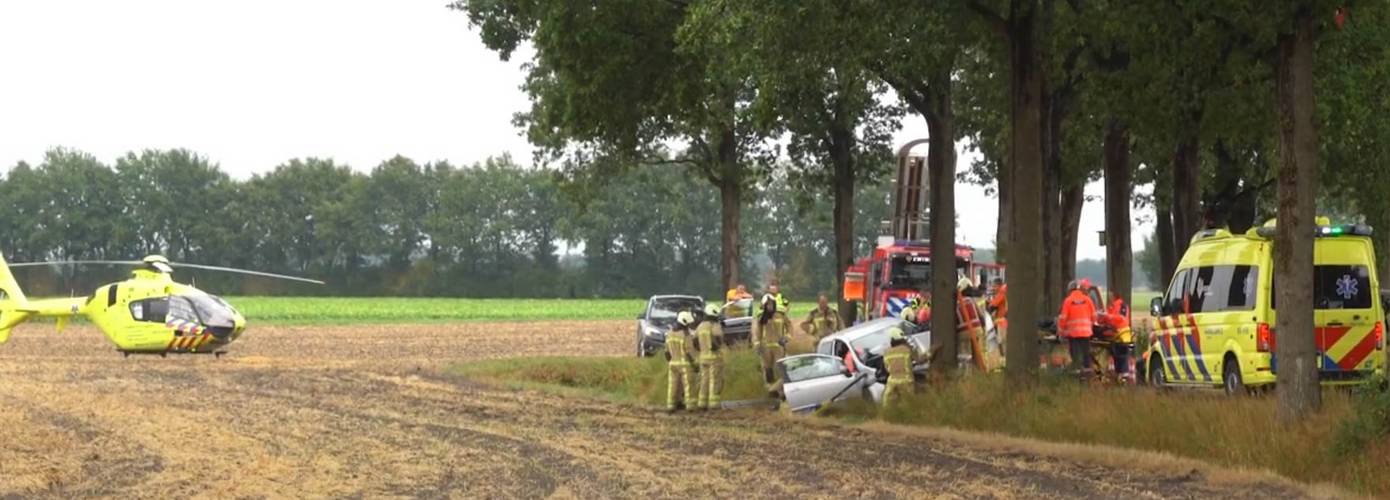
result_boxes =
[1147,357,1167,389]
[1222,357,1245,396]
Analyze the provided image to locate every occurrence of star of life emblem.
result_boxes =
[1336,274,1359,300]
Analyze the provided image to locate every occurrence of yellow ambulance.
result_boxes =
[1146,218,1386,394]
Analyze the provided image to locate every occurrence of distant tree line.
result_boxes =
[0,148,892,299]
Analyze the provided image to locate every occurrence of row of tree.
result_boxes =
[455,0,1390,418]
[0,148,892,299]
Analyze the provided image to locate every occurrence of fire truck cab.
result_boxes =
[843,239,998,321]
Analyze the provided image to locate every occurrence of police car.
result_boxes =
[1146,218,1386,394]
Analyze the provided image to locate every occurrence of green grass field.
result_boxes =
[225,289,1158,325]
[224,296,825,325]
[225,297,649,324]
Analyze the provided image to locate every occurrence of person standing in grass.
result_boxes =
[754,285,790,390]
[694,303,725,410]
[800,293,843,341]
[1058,281,1098,381]
[665,311,697,413]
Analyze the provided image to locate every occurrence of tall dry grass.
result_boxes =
[876,374,1390,495]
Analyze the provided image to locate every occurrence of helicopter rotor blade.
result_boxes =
[168,263,326,285]
[7,260,142,268]
[7,260,325,285]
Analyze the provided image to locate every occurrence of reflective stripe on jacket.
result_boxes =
[666,330,693,366]
[696,323,722,361]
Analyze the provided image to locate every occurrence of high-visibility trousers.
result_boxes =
[698,357,723,409]
[667,364,694,410]
[883,378,913,406]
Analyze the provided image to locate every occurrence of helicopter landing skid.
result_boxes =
[121,350,229,359]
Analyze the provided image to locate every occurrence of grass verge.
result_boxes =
[872,374,1389,496]
[450,348,771,406]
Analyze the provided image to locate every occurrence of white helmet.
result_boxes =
[704,303,721,317]
[676,311,695,326]
[957,277,974,292]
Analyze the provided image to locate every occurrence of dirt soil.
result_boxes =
[0,321,1318,499]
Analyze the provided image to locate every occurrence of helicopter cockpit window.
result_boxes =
[184,293,237,328]
[129,297,170,323]
[167,296,199,324]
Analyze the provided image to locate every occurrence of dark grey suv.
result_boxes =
[635,295,705,357]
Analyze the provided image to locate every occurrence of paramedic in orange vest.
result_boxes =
[955,278,988,371]
[987,278,1007,331]
[1105,291,1135,383]
[1058,280,1097,381]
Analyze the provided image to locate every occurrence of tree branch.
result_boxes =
[966,0,1009,38]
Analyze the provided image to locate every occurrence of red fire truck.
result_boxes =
[842,240,1003,321]
[842,146,1005,321]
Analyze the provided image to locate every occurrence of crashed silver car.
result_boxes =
[775,317,932,413]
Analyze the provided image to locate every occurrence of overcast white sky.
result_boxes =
[0,0,1150,260]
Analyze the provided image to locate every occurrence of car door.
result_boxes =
[779,354,863,413]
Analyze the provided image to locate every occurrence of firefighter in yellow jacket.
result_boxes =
[665,311,697,412]
[800,293,843,341]
[881,327,915,406]
[694,303,725,410]
[754,286,791,388]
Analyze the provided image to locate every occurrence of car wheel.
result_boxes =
[1222,357,1244,396]
[1148,357,1167,389]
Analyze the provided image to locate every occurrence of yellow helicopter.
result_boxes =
[0,254,322,357]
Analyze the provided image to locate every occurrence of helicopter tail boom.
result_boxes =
[0,311,32,344]
[0,253,29,305]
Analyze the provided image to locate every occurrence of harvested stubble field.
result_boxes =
[0,320,1326,499]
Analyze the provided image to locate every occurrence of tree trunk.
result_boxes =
[1156,205,1177,285]
[1171,135,1201,257]
[1004,4,1045,384]
[1042,161,1062,312]
[1274,10,1320,423]
[925,72,958,376]
[1060,183,1085,284]
[716,127,742,291]
[1103,119,1133,305]
[996,156,1013,265]
[830,123,857,327]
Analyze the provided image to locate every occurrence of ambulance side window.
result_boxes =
[1188,266,1213,312]
[1196,265,1259,312]
[1162,269,1189,315]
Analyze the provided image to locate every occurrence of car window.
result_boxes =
[1316,265,1372,310]
[849,329,891,356]
[782,356,845,383]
